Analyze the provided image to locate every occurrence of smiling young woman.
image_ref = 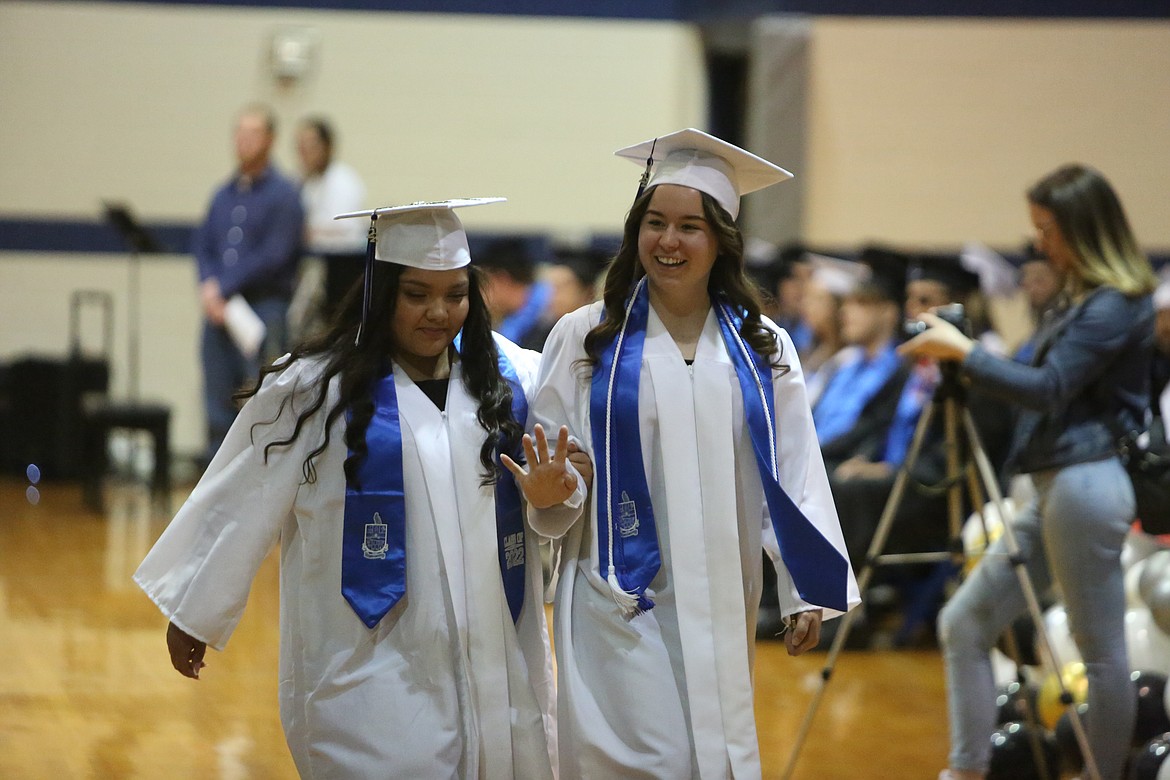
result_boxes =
[637,184,718,297]
[516,129,860,779]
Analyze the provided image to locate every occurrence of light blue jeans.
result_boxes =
[939,457,1135,779]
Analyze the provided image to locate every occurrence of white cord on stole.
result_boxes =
[603,279,648,615]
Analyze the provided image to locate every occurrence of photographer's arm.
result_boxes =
[901,294,1133,411]
[896,312,975,363]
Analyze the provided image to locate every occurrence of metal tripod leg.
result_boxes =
[781,382,1088,779]
[781,395,954,779]
[962,409,1101,780]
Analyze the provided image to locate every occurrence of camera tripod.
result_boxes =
[781,361,1101,780]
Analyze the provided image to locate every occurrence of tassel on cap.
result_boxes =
[633,138,657,201]
[354,212,378,347]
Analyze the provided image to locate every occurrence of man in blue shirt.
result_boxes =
[193,104,303,465]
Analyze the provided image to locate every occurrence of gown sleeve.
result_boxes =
[133,358,324,650]
[762,325,861,619]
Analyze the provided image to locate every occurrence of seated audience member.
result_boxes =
[526,246,604,350]
[878,252,983,474]
[750,240,813,353]
[831,252,1013,583]
[759,249,873,636]
[814,246,911,474]
[905,252,981,322]
[800,253,867,406]
[475,237,552,351]
[1013,243,1067,363]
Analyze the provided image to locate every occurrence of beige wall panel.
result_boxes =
[804,18,1170,250]
[0,2,706,232]
[0,3,706,457]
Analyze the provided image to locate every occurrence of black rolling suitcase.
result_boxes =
[3,291,112,479]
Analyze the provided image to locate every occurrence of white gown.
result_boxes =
[529,302,860,780]
[134,336,557,780]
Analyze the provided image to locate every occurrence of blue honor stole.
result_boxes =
[590,278,850,616]
[341,343,529,629]
[493,347,529,624]
[342,374,407,628]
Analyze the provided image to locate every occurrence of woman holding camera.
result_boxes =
[901,164,1157,780]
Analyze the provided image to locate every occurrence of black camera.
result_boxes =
[903,302,970,338]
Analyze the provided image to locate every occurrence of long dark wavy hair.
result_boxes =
[582,184,782,368]
[236,261,522,488]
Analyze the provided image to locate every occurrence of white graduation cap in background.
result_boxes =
[743,236,780,269]
[334,197,506,270]
[807,252,871,298]
[334,198,505,344]
[1154,270,1170,312]
[960,241,1017,299]
[614,128,793,220]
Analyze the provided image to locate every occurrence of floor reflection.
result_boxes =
[0,478,296,779]
[0,476,948,779]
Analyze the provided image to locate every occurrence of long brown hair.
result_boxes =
[237,262,521,488]
[1027,164,1156,297]
[582,184,781,367]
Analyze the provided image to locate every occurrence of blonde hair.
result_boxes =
[1027,164,1156,297]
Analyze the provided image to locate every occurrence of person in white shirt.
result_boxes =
[296,117,368,320]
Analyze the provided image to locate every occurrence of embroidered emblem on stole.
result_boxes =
[362,512,390,560]
[618,491,640,538]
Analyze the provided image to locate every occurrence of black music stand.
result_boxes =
[81,203,171,512]
[103,201,163,400]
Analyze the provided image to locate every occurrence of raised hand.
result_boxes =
[502,424,583,509]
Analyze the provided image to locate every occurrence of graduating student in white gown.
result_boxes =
[523,131,860,780]
[135,200,582,780]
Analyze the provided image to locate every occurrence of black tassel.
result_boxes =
[633,138,658,201]
[354,212,378,347]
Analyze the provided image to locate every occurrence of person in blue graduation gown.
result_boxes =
[814,246,911,475]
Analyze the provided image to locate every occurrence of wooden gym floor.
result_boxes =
[0,476,951,779]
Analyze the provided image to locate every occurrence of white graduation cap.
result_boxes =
[614,128,792,220]
[334,197,505,271]
[743,236,780,269]
[1154,273,1170,312]
[334,198,504,345]
[807,252,870,298]
[960,241,1017,299]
